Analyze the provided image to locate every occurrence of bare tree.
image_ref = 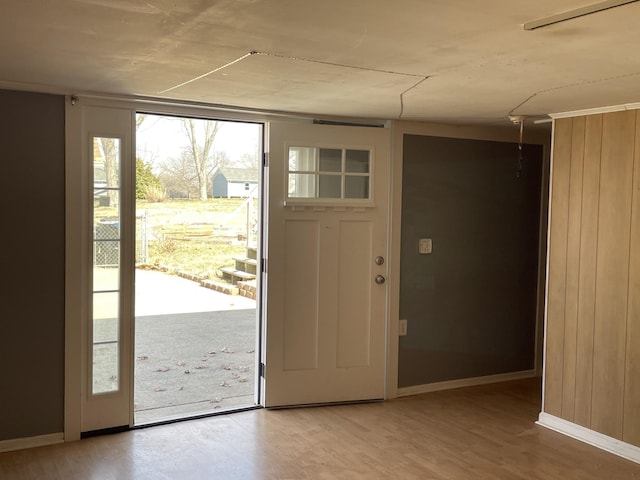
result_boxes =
[181,118,221,200]
[238,151,260,169]
[159,151,199,198]
[99,114,148,206]
[99,138,120,207]
[136,113,147,130]
[213,150,232,169]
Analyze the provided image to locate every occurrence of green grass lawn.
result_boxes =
[95,198,258,282]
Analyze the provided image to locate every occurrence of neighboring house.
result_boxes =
[211,167,259,198]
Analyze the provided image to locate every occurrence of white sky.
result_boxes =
[136,114,262,170]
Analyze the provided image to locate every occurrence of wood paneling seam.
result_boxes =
[621,111,639,435]
[546,118,572,416]
[570,118,587,420]
[574,114,602,428]
[588,118,604,424]
[562,118,579,419]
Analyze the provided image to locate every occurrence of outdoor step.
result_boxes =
[237,280,257,291]
[234,257,257,266]
[238,280,257,300]
[234,257,257,274]
[220,267,256,284]
[246,246,258,260]
[238,290,256,300]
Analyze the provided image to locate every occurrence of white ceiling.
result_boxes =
[2,0,640,126]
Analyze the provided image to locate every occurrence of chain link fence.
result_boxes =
[94,212,148,267]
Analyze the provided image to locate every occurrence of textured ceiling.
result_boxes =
[2,0,640,126]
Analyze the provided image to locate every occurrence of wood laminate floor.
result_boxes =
[1,379,639,479]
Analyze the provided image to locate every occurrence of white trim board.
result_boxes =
[550,102,640,119]
[397,369,537,397]
[538,413,640,465]
[0,433,64,453]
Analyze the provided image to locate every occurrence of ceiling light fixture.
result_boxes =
[524,0,639,30]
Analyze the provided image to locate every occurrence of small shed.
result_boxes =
[211,167,259,198]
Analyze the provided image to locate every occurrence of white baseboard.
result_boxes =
[397,369,537,397]
[537,412,640,465]
[0,433,64,453]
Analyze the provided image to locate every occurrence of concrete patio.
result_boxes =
[94,268,258,425]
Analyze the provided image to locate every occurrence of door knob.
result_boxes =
[375,256,385,265]
[375,275,386,284]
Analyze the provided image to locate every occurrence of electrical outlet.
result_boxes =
[399,319,408,336]
[418,238,432,254]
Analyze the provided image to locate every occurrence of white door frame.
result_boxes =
[65,100,136,435]
[66,96,277,438]
[64,96,401,440]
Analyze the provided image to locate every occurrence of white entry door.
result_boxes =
[263,122,390,407]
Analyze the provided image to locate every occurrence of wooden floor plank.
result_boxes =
[1,379,638,479]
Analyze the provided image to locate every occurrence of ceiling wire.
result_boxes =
[508,115,526,178]
[517,119,524,178]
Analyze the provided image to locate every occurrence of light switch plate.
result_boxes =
[418,238,432,254]
[399,319,408,336]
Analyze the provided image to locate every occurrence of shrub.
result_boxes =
[136,158,163,199]
[144,184,167,203]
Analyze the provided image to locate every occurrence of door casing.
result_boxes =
[64,97,400,440]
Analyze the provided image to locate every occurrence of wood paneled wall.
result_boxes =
[544,110,640,446]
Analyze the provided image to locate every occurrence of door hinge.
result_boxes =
[261,257,267,273]
[262,152,269,167]
[259,362,265,377]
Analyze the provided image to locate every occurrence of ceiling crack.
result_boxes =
[251,51,431,118]
[157,52,255,94]
[399,77,430,118]
[157,49,431,116]
[508,70,640,118]
[250,50,427,78]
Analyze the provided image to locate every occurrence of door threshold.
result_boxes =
[267,398,384,410]
[81,425,130,439]
[133,404,263,430]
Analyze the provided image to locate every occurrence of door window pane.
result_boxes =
[289,173,316,198]
[93,265,119,292]
[289,147,316,172]
[287,146,371,201]
[345,150,370,173]
[319,175,341,198]
[319,148,342,172]
[345,176,369,199]
[92,137,121,395]
[92,292,120,394]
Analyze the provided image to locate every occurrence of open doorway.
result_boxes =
[130,113,262,424]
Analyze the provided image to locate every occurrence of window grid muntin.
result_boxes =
[288,146,371,200]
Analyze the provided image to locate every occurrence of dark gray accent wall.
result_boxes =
[0,89,65,440]
[399,134,542,388]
